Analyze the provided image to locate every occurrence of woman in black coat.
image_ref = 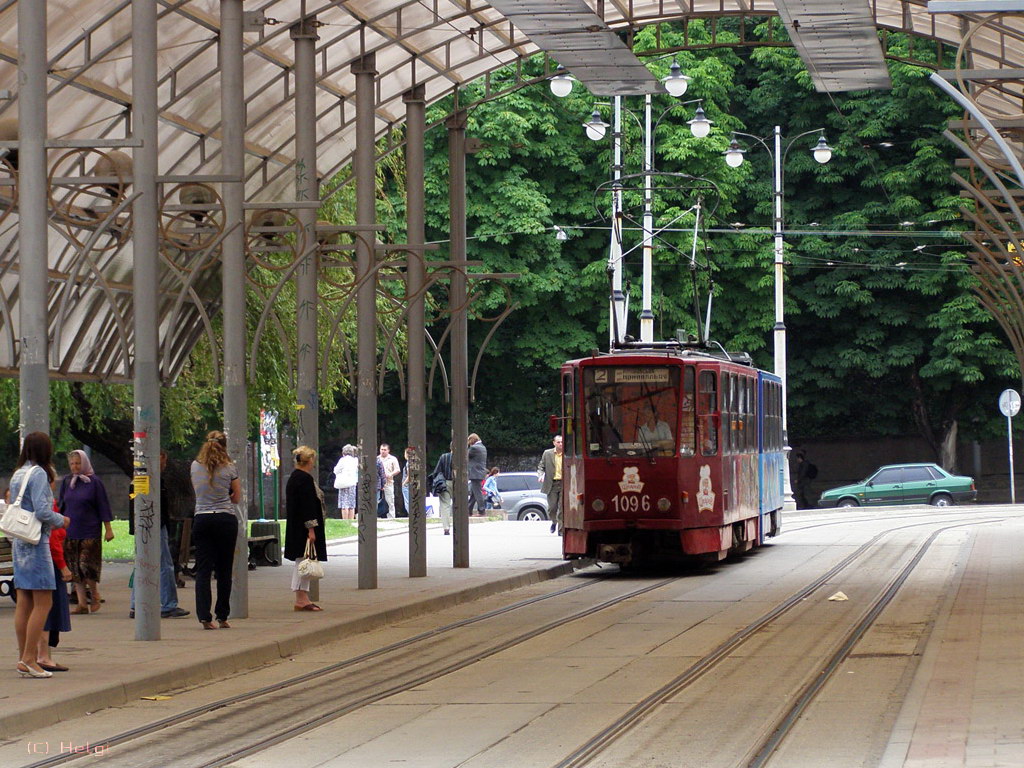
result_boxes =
[284,446,328,611]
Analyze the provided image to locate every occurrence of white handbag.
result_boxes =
[0,466,43,545]
[297,538,324,580]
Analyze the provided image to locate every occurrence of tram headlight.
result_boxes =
[591,498,605,512]
[657,497,671,512]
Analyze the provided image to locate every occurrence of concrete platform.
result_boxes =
[0,519,571,739]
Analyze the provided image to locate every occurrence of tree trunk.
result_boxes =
[67,383,133,475]
[939,419,958,473]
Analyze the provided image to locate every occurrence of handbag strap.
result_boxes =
[304,537,316,559]
[12,465,40,507]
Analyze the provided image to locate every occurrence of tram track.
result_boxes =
[553,517,1002,768]
[19,572,681,768]
[20,512,999,768]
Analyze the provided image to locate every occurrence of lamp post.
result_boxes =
[724,126,832,510]
[553,59,707,347]
[579,95,710,345]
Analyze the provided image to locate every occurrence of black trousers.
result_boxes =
[192,512,238,623]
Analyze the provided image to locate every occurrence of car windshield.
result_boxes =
[583,366,680,458]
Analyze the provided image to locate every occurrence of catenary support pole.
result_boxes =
[447,109,470,569]
[773,126,796,512]
[353,54,378,589]
[222,0,250,618]
[640,94,654,343]
[405,86,427,577]
[131,0,162,640]
[609,97,626,349]
[17,0,49,436]
[292,18,319,461]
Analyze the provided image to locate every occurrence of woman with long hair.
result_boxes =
[58,449,114,613]
[10,432,70,678]
[190,431,241,630]
[285,446,327,611]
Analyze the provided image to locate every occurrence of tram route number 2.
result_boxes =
[612,494,651,513]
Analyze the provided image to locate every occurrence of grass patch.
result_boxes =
[99,517,424,560]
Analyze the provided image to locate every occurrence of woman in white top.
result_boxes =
[332,444,358,520]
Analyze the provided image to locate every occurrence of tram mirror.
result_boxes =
[548,414,559,434]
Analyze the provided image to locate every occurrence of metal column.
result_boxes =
[17,0,49,436]
[404,86,427,577]
[131,0,162,641]
[353,54,378,589]
[447,110,469,569]
[222,0,250,618]
[292,19,319,458]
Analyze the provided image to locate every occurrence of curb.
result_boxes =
[0,558,586,739]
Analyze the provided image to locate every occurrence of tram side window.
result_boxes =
[680,366,695,456]
[698,370,718,456]
[746,377,755,452]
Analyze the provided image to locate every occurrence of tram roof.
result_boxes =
[0,1,1020,381]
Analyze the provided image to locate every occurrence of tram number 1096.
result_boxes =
[612,494,651,514]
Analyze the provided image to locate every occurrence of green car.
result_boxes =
[817,463,977,508]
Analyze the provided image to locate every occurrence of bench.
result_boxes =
[247,534,281,569]
[0,536,14,601]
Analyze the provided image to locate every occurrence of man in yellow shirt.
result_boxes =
[538,435,564,535]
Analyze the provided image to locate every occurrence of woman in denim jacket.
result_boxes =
[10,432,70,678]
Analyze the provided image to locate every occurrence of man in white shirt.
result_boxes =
[637,406,673,454]
[378,443,401,519]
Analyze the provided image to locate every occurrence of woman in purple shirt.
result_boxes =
[58,450,113,614]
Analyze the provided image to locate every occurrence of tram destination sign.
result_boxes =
[610,368,670,384]
[999,388,1021,418]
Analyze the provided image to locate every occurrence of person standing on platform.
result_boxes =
[538,435,564,535]
[431,447,454,535]
[332,444,358,520]
[10,432,70,679]
[38,504,72,672]
[378,444,400,519]
[190,431,241,630]
[285,446,327,612]
[129,450,190,619]
[467,433,488,515]
[60,450,114,614]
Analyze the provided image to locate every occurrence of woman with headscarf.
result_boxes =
[190,430,241,630]
[58,449,113,614]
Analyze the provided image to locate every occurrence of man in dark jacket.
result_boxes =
[467,433,488,515]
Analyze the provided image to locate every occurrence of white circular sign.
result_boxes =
[999,388,1021,418]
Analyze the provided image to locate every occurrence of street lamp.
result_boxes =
[724,126,833,510]
[549,66,575,98]
[585,96,711,344]
[663,58,690,97]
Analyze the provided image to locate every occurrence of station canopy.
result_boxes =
[0,0,1020,382]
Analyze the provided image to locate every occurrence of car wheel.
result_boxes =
[930,493,953,507]
[517,507,545,522]
[838,498,859,508]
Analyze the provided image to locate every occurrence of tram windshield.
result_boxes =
[583,366,681,458]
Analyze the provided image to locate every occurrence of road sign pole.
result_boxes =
[1008,414,1016,504]
[998,389,1020,504]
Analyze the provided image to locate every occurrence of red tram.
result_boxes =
[557,342,785,566]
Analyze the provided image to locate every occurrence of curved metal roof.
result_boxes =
[0,0,1020,381]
